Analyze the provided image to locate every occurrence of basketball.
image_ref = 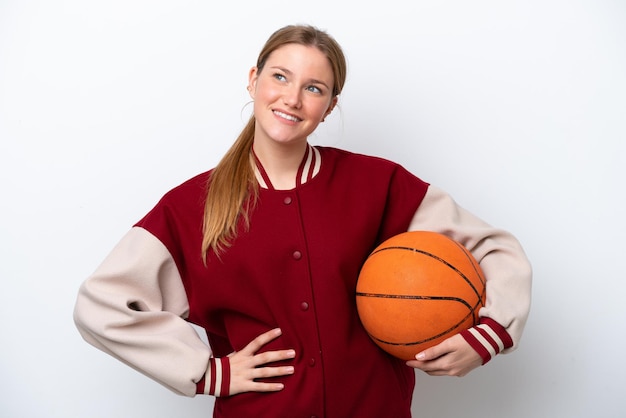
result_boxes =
[356,230,486,360]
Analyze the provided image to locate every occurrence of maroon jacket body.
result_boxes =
[136,147,428,417]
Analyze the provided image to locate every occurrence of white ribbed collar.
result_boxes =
[252,144,322,190]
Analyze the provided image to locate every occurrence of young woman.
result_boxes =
[74,24,532,417]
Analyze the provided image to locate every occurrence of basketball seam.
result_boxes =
[370,245,484,306]
[369,308,476,346]
[355,292,474,311]
[450,240,487,302]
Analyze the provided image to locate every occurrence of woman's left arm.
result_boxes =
[405,185,532,375]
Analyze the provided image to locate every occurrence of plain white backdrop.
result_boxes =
[1,0,625,417]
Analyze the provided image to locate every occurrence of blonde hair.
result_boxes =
[201,25,347,260]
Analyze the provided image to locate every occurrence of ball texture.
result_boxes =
[356,230,486,360]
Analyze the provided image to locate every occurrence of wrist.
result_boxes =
[196,357,231,397]
[460,317,513,364]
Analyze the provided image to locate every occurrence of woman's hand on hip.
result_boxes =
[227,328,296,395]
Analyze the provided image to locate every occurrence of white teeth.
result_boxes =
[274,110,300,122]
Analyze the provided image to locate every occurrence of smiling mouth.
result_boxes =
[273,110,302,122]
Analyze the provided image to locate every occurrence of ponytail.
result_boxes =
[201,116,258,260]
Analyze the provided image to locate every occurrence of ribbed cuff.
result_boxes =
[460,317,514,365]
[196,357,231,397]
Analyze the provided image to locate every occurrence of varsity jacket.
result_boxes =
[74,145,532,418]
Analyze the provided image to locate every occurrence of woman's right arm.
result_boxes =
[74,227,295,397]
[73,227,212,396]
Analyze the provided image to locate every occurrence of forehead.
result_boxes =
[264,44,334,81]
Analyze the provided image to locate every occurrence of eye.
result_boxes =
[306,85,322,94]
[273,73,287,82]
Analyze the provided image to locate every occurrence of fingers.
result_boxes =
[233,328,296,367]
[238,327,284,355]
[240,364,295,393]
[246,364,296,392]
[406,338,453,370]
[406,358,449,376]
[405,335,482,377]
[415,344,445,362]
[253,347,296,366]
[227,328,297,396]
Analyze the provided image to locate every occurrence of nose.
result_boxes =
[282,85,302,109]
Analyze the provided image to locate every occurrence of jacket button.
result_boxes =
[283,196,292,205]
[300,302,309,311]
[292,250,302,260]
[309,358,316,367]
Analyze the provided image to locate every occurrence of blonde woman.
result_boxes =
[74,24,532,417]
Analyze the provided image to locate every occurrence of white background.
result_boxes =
[1,1,625,417]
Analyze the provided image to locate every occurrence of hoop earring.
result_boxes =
[240,100,255,123]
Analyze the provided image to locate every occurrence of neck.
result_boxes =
[252,140,308,190]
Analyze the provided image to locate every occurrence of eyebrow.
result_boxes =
[270,66,331,90]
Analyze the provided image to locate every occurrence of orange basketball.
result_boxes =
[356,231,486,360]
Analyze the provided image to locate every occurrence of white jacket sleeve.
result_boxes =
[73,226,212,396]
[408,185,532,353]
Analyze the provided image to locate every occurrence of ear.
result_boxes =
[247,67,259,99]
[322,96,338,121]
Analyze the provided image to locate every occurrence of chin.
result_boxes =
[267,133,308,146]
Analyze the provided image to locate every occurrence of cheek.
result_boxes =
[312,101,332,119]
[253,80,280,103]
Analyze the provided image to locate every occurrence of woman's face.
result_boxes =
[248,43,337,149]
